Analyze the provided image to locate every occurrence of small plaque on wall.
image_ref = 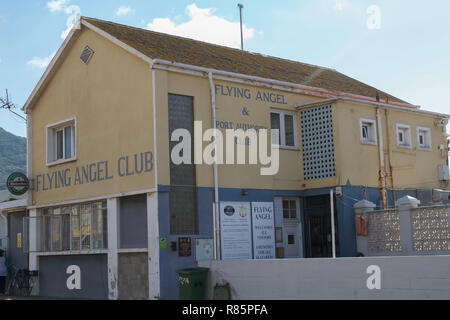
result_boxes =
[178,237,192,257]
[195,238,214,261]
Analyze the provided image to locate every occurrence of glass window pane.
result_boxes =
[290,200,297,219]
[285,115,295,146]
[102,208,108,248]
[290,200,296,210]
[62,214,71,251]
[92,202,103,249]
[362,126,368,139]
[61,207,71,251]
[290,209,297,219]
[71,205,80,250]
[283,209,290,219]
[56,130,63,160]
[282,200,289,210]
[43,215,51,252]
[51,215,62,251]
[271,113,281,145]
[288,235,295,244]
[81,204,91,250]
[64,126,72,159]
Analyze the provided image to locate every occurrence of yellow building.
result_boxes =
[21,16,449,299]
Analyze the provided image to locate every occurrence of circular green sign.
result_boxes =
[6,172,29,196]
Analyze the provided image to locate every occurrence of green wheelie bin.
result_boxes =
[176,267,209,300]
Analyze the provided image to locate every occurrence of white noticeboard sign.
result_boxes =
[251,202,275,259]
[220,202,253,260]
[195,238,214,261]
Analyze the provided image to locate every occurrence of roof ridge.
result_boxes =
[82,16,337,72]
[81,16,409,105]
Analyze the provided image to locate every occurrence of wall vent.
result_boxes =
[80,46,94,64]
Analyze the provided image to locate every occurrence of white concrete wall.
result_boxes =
[199,255,450,300]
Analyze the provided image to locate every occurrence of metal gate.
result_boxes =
[304,195,339,258]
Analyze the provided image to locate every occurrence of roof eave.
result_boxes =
[23,16,419,114]
[296,97,450,118]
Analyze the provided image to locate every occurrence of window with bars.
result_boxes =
[35,201,107,252]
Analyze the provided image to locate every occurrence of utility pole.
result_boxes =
[238,3,244,50]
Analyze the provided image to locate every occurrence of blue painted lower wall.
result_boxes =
[156,184,446,299]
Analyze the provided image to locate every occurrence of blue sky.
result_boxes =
[0,0,449,137]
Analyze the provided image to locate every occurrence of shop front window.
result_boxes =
[37,201,107,252]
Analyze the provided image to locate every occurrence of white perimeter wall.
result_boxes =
[199,256,450,300]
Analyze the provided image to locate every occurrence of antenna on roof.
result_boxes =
[0,89,26,121]
[238,3,244,50]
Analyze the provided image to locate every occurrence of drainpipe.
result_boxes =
[208,72,221,260]
[376,108,387,209]
[384,109,396,206]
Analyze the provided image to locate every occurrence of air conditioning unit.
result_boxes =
[432,189,450,202]
[438,165,450,181]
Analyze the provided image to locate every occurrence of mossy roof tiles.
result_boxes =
[84,17,407,104]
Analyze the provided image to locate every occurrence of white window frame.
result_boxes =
[37,201,107,253]
[282,197,300,221]
[46,117,77,166]
[270,109,298,149]
[417,127,432,151]
[359,118,377,145]
[396,123,412,149]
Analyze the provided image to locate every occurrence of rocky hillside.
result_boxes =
[0,127,26,190]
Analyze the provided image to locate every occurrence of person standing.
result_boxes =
[0,249,7,295]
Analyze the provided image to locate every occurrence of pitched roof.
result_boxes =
[84,17,408,104]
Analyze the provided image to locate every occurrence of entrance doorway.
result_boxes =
[278,198,302,258]
[7,211,29,269]
[304,195,339,258]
